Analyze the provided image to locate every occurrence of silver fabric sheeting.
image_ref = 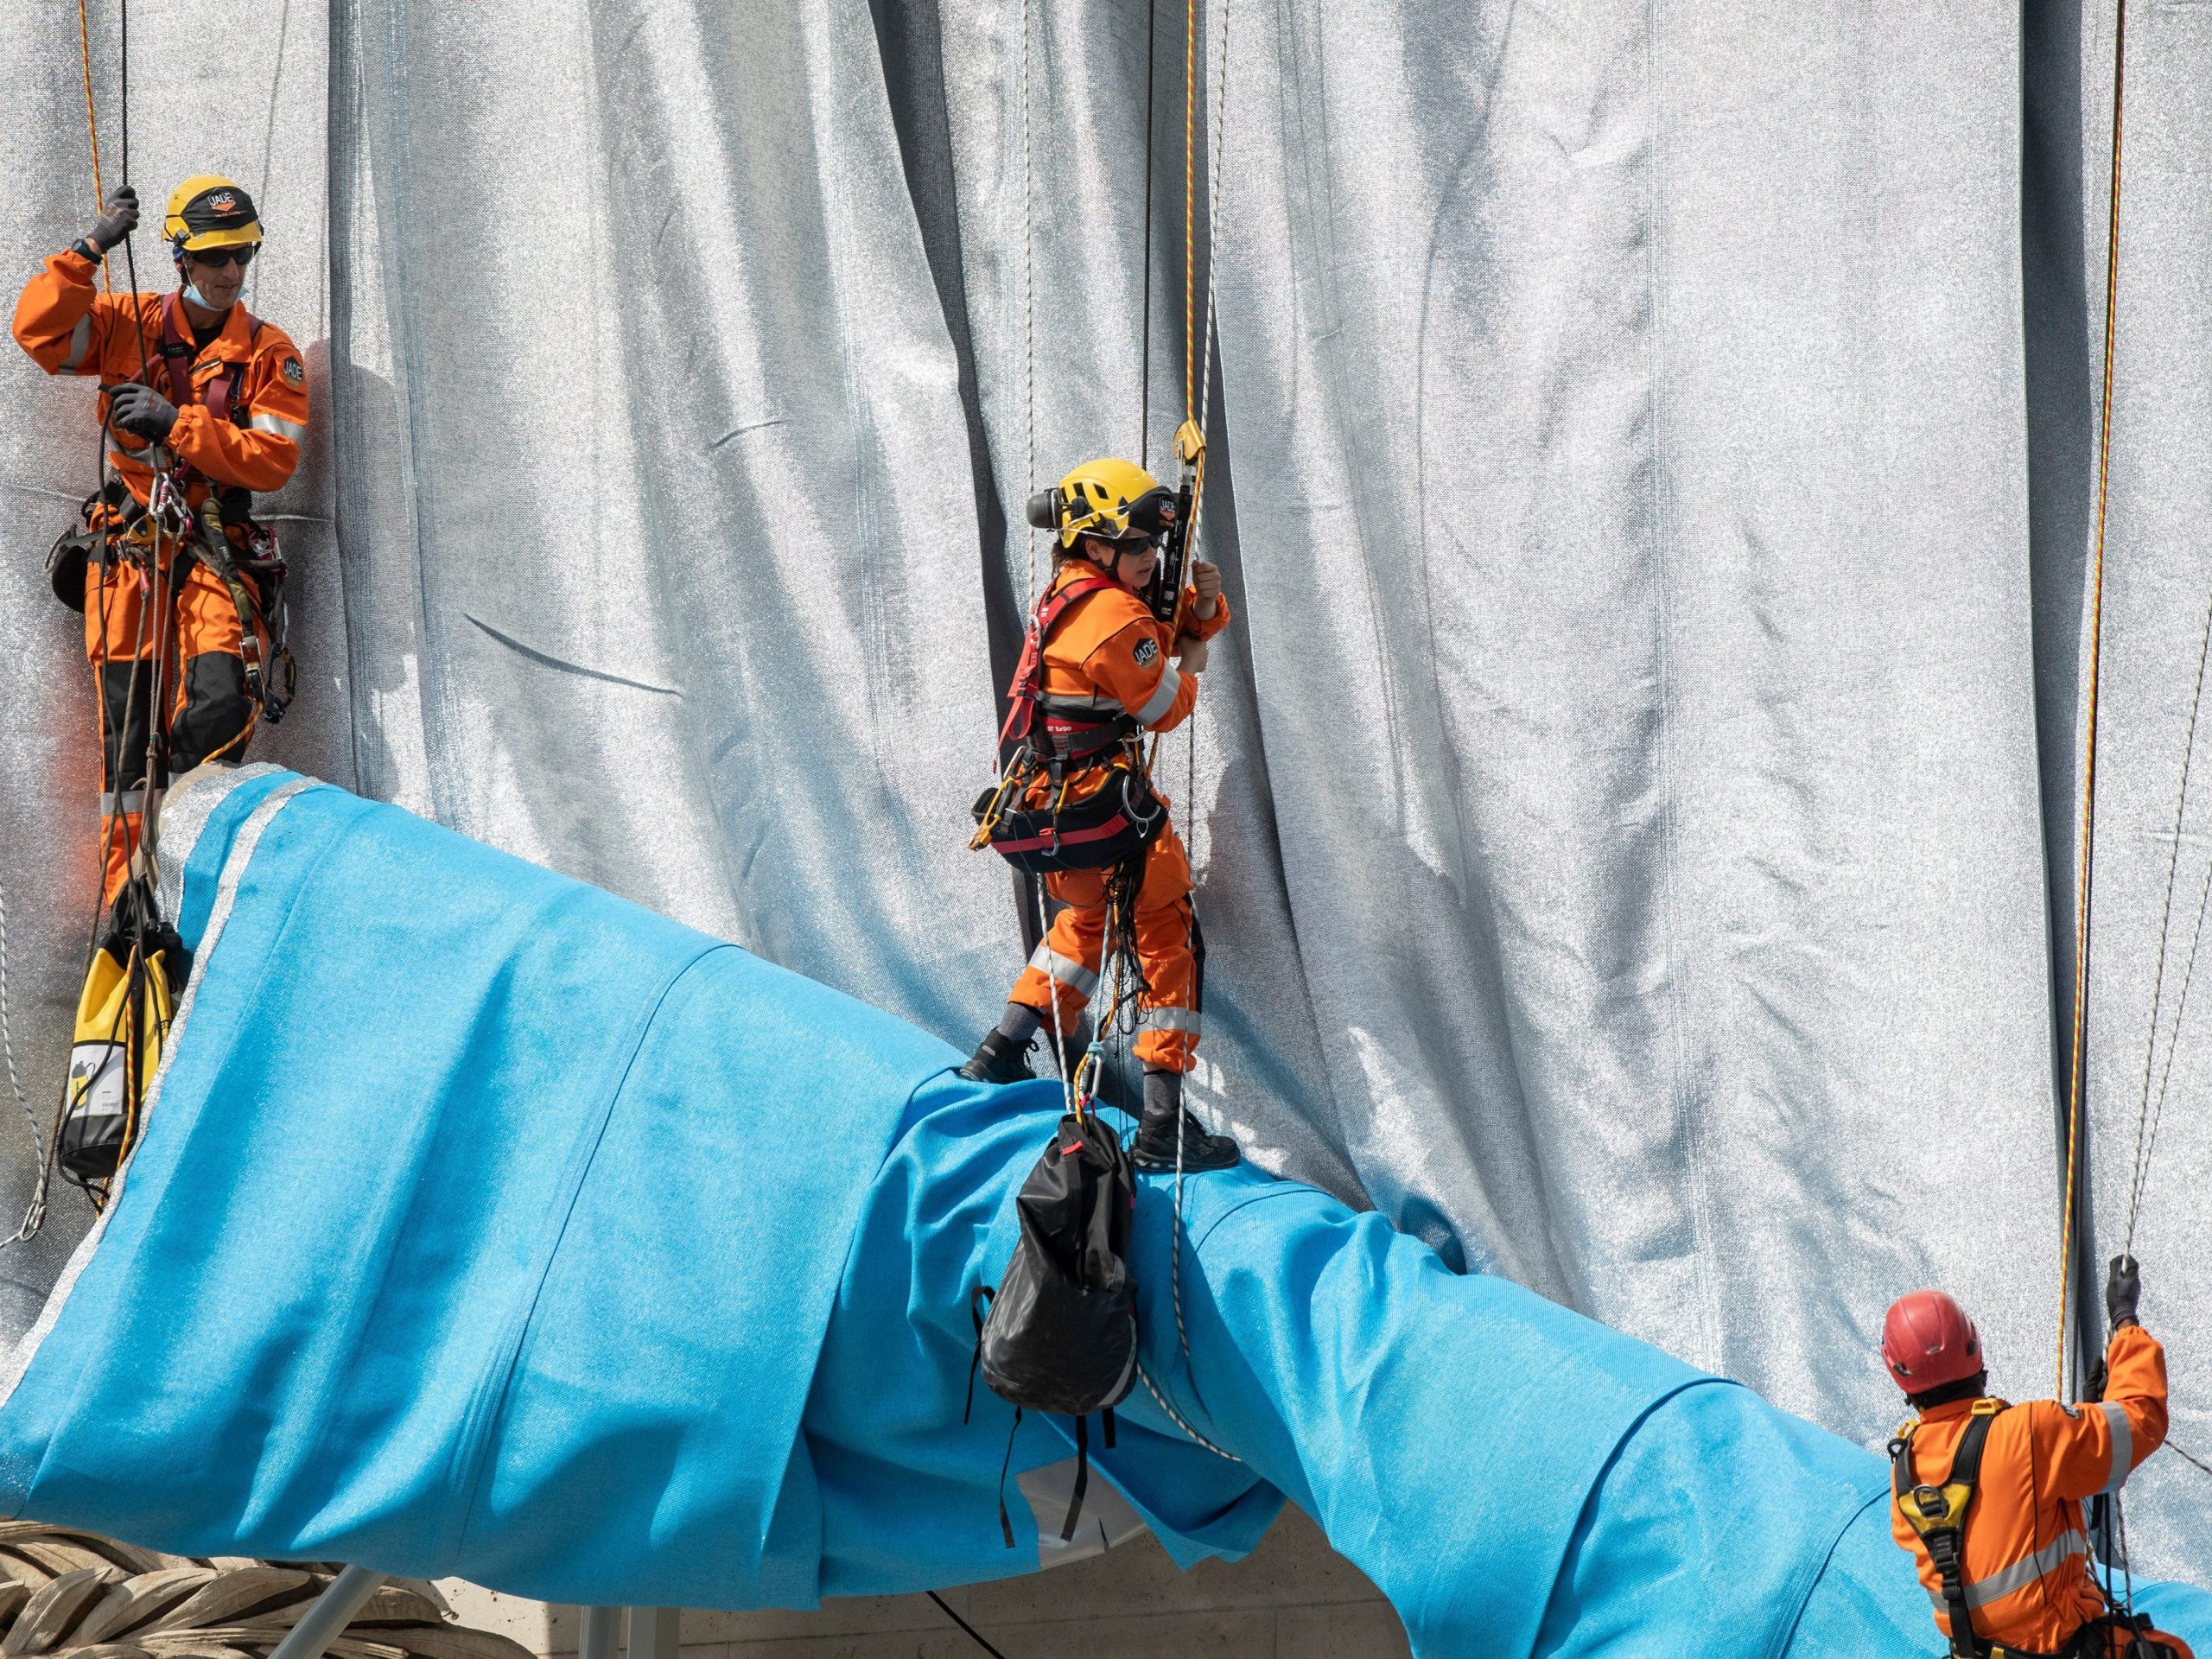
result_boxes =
[2041,0,2212,1577]
[0,0,2203,1577]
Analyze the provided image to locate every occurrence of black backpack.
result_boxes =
[968,1110,1139,1546]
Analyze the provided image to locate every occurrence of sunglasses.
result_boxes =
[185,244,257,270]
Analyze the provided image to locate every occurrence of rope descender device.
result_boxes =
[1154,418,1207,632]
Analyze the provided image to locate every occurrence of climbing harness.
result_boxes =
[971,572,1168,874]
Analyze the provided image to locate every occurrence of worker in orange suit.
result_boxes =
[14,176,308,903]
[1883,1258,2193,1659]
[960,456,1238,1173]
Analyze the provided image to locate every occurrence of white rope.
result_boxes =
[1137,1361,1238,1460]
[1182,0,1231,883]
[1013,0,1081,1113]
[0,880,50,1244]
[1197,0,1231,442]
[1020,0,1039,616]
[2126,569,2212,1255]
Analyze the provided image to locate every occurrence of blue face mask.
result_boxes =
[181,280,219,310]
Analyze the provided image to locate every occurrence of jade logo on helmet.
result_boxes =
[162,174,264,256]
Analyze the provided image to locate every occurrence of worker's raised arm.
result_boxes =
[13,189,139,375]
[2036,1261,2170,1503]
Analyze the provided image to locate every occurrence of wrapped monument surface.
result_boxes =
[0,0,2204,1583]
[0,771,2201,1655]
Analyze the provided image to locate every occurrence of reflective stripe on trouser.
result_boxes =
[1007,821,1201,1072]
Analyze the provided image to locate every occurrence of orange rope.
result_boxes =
[77,0,111,292]
[2058,0,2127,1402]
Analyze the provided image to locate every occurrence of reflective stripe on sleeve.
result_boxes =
[60,316,92,371]
[2098,1402,2133,1496]
[1027,942,1098,996]
[249,410,308,446]
[1137,1005,1201,1035]
[1133,659,1182,726]
[1924,1529,2089,1611]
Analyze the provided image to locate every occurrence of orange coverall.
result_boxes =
[14,247,308,900]
[1007,557,1230,1074]
[1892,1324,2192,1657]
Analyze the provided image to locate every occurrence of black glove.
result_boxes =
[106,381,177,443]
[86,187,140,255]
[2106,1254,2140,1330]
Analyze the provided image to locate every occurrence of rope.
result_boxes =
[1019,0,1038,616]
[1182,0,1198,423]
[2056,0,2127,1402]
[1139,0,1157,471]
[925,1592,1010,1659]
[2125,568,2212,1256]
[0,879,49,1244]
[76,0,111,292]
[1197,0,1230,444]
[1135,1361,1237,1460]
[1013,0,1077,1111]
[1182,0,1232,883]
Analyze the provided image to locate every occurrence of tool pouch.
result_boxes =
[58,880,188,1189]
[967,1112,1137,1547]
[974,757,1164,874]
[46,481,137,612]
[46,524,97,613]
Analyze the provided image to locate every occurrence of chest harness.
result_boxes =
[53,294,297,722]
[1893,1401,2007,1658]
[996,574,1141,764]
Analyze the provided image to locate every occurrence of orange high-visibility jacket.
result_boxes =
[13,247,308,508]
[1891,1324,2169,1655]
[1035,557,1230,748]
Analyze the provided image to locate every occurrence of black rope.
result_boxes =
[1138,0,1158,470]
[927,1591,1011,1659]
[2169,1438,2212,1481]
[116,0,153,385]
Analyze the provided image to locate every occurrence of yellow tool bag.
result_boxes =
[58,881,183,1190]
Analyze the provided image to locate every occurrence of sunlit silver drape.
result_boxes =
[0,0,2202,1576]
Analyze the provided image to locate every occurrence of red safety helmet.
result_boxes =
[1882,1289,1982,1392]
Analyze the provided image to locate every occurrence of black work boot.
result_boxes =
[959,1027,1035,1084]
[960,1005,1044,1084]
[1129,1069,1238,1173]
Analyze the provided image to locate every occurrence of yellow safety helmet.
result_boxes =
[163,175,263,256]
[1027,457,1177,550]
